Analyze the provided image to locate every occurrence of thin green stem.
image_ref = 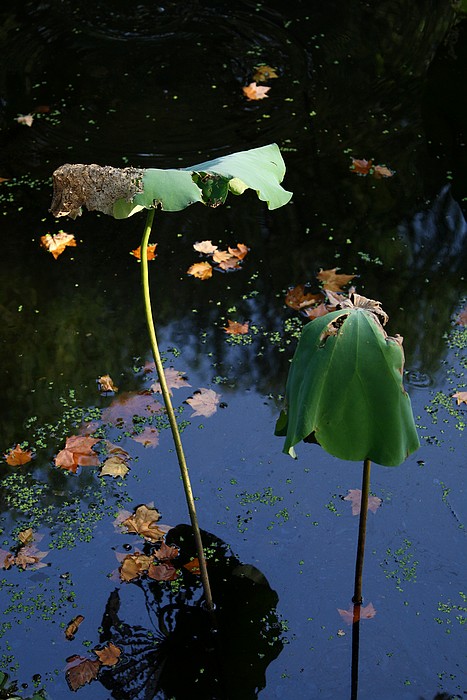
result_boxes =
[140,208,214,611]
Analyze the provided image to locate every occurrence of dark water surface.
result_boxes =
[0,2,466,699]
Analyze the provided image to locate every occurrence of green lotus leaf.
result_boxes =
[276,308,420,466]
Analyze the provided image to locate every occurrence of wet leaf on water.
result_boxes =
[119,552,153,581]
[337,602,377,624]
[213,249,234,264]
[285,285,325,311]
[343,488,382,515]
[4,444,34,466]
[150,367,191,395]
[228,243,249,260]
[253,65,279,82]
[186,388,220,417]
[154,541,180,562]
[94,643,121,667]
[130,243,157,260]
[147,561,178,581]
[350,158,394,178]
[99,455,130,478]
[224,320,249,335]
[14,544,49,570]
[187,261,213,279]
[65,615,85,640]
[121,504,165,542]
[40,231,76,259]
[0,549,15,569]
[131,426,160,448]
[193,240,218,255]
[97,374,118,394]
[452,391,467,406]
[55,436,100,473]
[242,82,271,100]
[316,267,357,292]
[373,164,395,178]
[217,256,241,271]
[65,654,101,691]
[17,528,34,545]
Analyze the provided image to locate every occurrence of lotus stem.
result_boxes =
[140,208,214,611]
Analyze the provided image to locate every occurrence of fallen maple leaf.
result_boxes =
[17,114,34,127]
[130,243,157,260]
[316,267,357,292]
[183,557,201,574]
[218,256,241,271]
[4,444,34,466]
[154,541,180,562]
[99,455,130,478]
[452,391,467,406]
[243,82,271,100]
[65,615,85,640]
[97,374,118,394]
[150,367,191,395]
[344,488,382,516]
[40,231,77,259]
[253,65,278,82]
[187,261,213,279]
[65,655,101,691]
[373,164,395,178]
[213,249,234,264]
[285,285,325,311]
[148,561,178,581]
[186,388,220,417]
[0,549,14,569]
[14,544,49,570]
[55,435,100,473]
[193,240,218,255]
[303,302,331,320]
[350,158,373,175]
[224,320,249,335]
[228,243,249,260]
[121,505,165,542]
[94,643,121,666]
[17,528,34,546]
[119,552,153,581]
[338,602,377,624]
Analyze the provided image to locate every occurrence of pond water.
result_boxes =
[0,1,466,699]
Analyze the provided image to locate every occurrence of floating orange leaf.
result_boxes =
[187,261,213,280]
[224,320,249,335]
[94,643,121,666]
[121,504,164,542]
[213,249,234,264]
[350,158,373,175]
[119,552,153,581]
[55,435,100,473]
[130,243,157,260]
[154,541,180,562]
[218,256,241,271]
[285,285,325,311]
[17,114,34,127]
[4,444,34,466]
[228,243,249,260]
[97,374,118,394]
[316,267,357,292]
[65,615,85,640]
[40,231,76,259]
[17,528,34,545]
[243,82,271,100]
[183,557,201,574]
[253,65,278,82]
[373,164,395,178]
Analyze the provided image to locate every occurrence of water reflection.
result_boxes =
[98,525,283,700]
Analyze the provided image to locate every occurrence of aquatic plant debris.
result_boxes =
[186,388,220,417]
[243,82,271,100]
[4,444,34,466]
[40,231,76,259]
[130,243,157,260]
[54,435,100,472]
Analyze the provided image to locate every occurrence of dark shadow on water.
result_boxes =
[98,524,283,700]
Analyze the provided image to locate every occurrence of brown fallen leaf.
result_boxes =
[187,261,213,280]
[183,557,201,574]
[242,82,271,100]
[65,614,85,640]
[130,243,157,260]
[350,158,373,175]
[99,455,130,478]
[150,367,191,395]
[94,642,121,666]
[65,654,101,691]
[17,528,34,546]
[40,231,77,259]
[373,164,395,178]
[4,444,34,466]
[344,488,382,516]
[303,302,330,320]
[218,256,241,271]
[285,285,325,311]
[338,602,377,624]
[119,552,154,581]
[456,306,467,326]
[186,388,220,417]
[213,249,234,264]
[55,435,100,473]
[452,391,467,406]
[253,65,278,82]
[193,240,218,255]
[316,267,357,292]
[97,374,118,394]
[14,544,49,570]
[228,243,249,260]
[154,541,180,562]
[147,561,178,581]
[121,504,165,542]
[224,320,249,335]
[0,549,15,569]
